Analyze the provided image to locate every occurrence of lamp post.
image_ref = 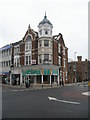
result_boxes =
[74,52,77,84]
[59,66,61,86]
[10,64,15,85]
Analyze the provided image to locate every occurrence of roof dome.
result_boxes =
[38,13,52,26]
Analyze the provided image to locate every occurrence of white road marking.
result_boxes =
[82,92,90,96]
[20,89,24,91]
[48,96,80,105]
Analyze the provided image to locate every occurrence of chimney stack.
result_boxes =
[77,56,82,62]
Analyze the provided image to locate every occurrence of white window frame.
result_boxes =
[39,41,42,48]
[63,47,65,55]
[63,58,66,68]
[39,30,42,35]
[14,56,20,67]
[25,36,32,51]
[44,40,49,47]
[25,55,31,66]
[58,56,61,65]
[39,54,42,64]
[58,44,61,53]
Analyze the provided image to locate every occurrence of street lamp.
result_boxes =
[59,66,61,86]
[74,52,77,84]
[10,64,15,85]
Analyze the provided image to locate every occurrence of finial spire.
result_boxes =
[28,24,30,29]
[44,11,47,19]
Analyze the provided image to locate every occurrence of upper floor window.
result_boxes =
[45,31,48,35]
[63,58,66,68]
[44,54,49,63]
[14,57,20,67]
[63,47,65,55]
[14,46,19,54]
[25,36,32,51]
[6,61,8,67]
[39,54,42,63]
[26,56,28,65]
[58,44,61,53]
[44,29,48,35]
[58,56,61,65]
[39,30,42,35]
[44,40,49,47]
[25,43,28,50]
[39,41,42,47]
[25,55,31,65]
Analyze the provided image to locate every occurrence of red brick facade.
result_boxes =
[68,56,88,83]
[53,40,58,65]
[20,43,25,66]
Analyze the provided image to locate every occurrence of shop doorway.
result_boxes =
[43,75,50,84]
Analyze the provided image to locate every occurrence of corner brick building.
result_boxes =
[0,14,68,86]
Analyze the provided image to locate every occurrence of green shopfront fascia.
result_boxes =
[22,69,59,84]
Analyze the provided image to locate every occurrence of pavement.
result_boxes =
[1,82,85,90]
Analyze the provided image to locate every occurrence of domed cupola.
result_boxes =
[38,13,53,38]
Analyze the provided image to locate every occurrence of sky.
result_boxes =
[0,0,88,61]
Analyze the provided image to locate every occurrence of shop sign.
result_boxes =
[31,60,36,64]
[22,69,41,76]
[44,69,50,75]
[52,70,58,75]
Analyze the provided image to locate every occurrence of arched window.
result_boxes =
[25,36,32,51]
[25,35,32,65]
[26,36,32,42]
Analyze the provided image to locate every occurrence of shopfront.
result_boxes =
[22,68,59,85]
[1,72,10,84]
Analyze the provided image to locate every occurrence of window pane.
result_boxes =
[39,54,42,63]
[26,36,31,42]
[29,56,31,64]
[29,43,32,50]
[44,54,49,62]
[44,40,49,47]
[26,56,28,65]
[17,58,19,66]
[58,44,60,53]
[39,41,42,47]
[39,30,42,35]
[26,43,28,50]
[45,31,48,35]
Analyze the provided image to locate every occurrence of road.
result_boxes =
[1,84,89,118]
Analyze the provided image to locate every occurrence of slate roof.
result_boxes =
[39,14,52,26]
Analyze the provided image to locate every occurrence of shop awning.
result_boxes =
[0,72,9,76]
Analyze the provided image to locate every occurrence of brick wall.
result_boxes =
[53,40,58,65]
[20,43,25,66]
